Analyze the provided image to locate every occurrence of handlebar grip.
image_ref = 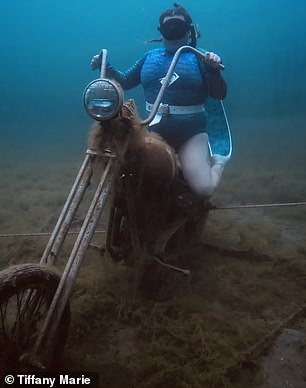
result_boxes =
[197,49,225,71]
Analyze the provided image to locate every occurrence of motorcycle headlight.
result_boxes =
[83,79,123,121]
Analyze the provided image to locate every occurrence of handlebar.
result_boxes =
[93,45,225,126]
[100,49,108,79]
[140,45,225,126]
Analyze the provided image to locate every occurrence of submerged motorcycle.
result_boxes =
[0,46,232,370]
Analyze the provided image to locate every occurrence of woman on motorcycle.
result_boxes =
[91,3,228,198]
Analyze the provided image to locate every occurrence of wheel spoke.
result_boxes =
[1,287,49,350]
[13,290,28,342]
[0,299,9,339]
[22,289,48,345]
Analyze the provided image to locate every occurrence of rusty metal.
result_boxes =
[32,157,118,361]
[39,152,94,266]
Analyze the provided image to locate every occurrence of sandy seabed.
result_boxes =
[0,117,306,387]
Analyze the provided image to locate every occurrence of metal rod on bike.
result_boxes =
[100,49,108,79]
[140,45,224,126]
[40,152,94,266]
[33,157,118,360]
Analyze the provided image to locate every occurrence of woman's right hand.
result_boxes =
[90,54,101,70]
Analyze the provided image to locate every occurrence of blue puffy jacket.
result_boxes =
[106,48,227,150]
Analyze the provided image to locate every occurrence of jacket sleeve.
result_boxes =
[205,68,227,100]
[197,48,227,100]
[106,53,148,90]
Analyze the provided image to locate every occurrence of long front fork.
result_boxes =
[22,152,119,366]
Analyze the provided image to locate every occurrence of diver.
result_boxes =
[91,3,228,197]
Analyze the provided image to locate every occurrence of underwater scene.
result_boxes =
[1,0,306,386]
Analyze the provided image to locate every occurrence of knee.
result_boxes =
[182,170,216,197]
[190,181,215,198]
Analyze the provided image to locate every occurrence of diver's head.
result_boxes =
[158,3,197,51]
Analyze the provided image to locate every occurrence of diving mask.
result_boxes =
[159,18,190,41]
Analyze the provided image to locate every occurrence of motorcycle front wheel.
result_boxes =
[0,263,70,372]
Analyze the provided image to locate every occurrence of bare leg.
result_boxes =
[178,133,224,197]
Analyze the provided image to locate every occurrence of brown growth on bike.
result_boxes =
[88,99,177,185]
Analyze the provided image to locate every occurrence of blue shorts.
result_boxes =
[148,112,207,151]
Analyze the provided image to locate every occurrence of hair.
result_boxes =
[159,3,192,26]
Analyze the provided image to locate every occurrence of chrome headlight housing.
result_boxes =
[83,79,123,121]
